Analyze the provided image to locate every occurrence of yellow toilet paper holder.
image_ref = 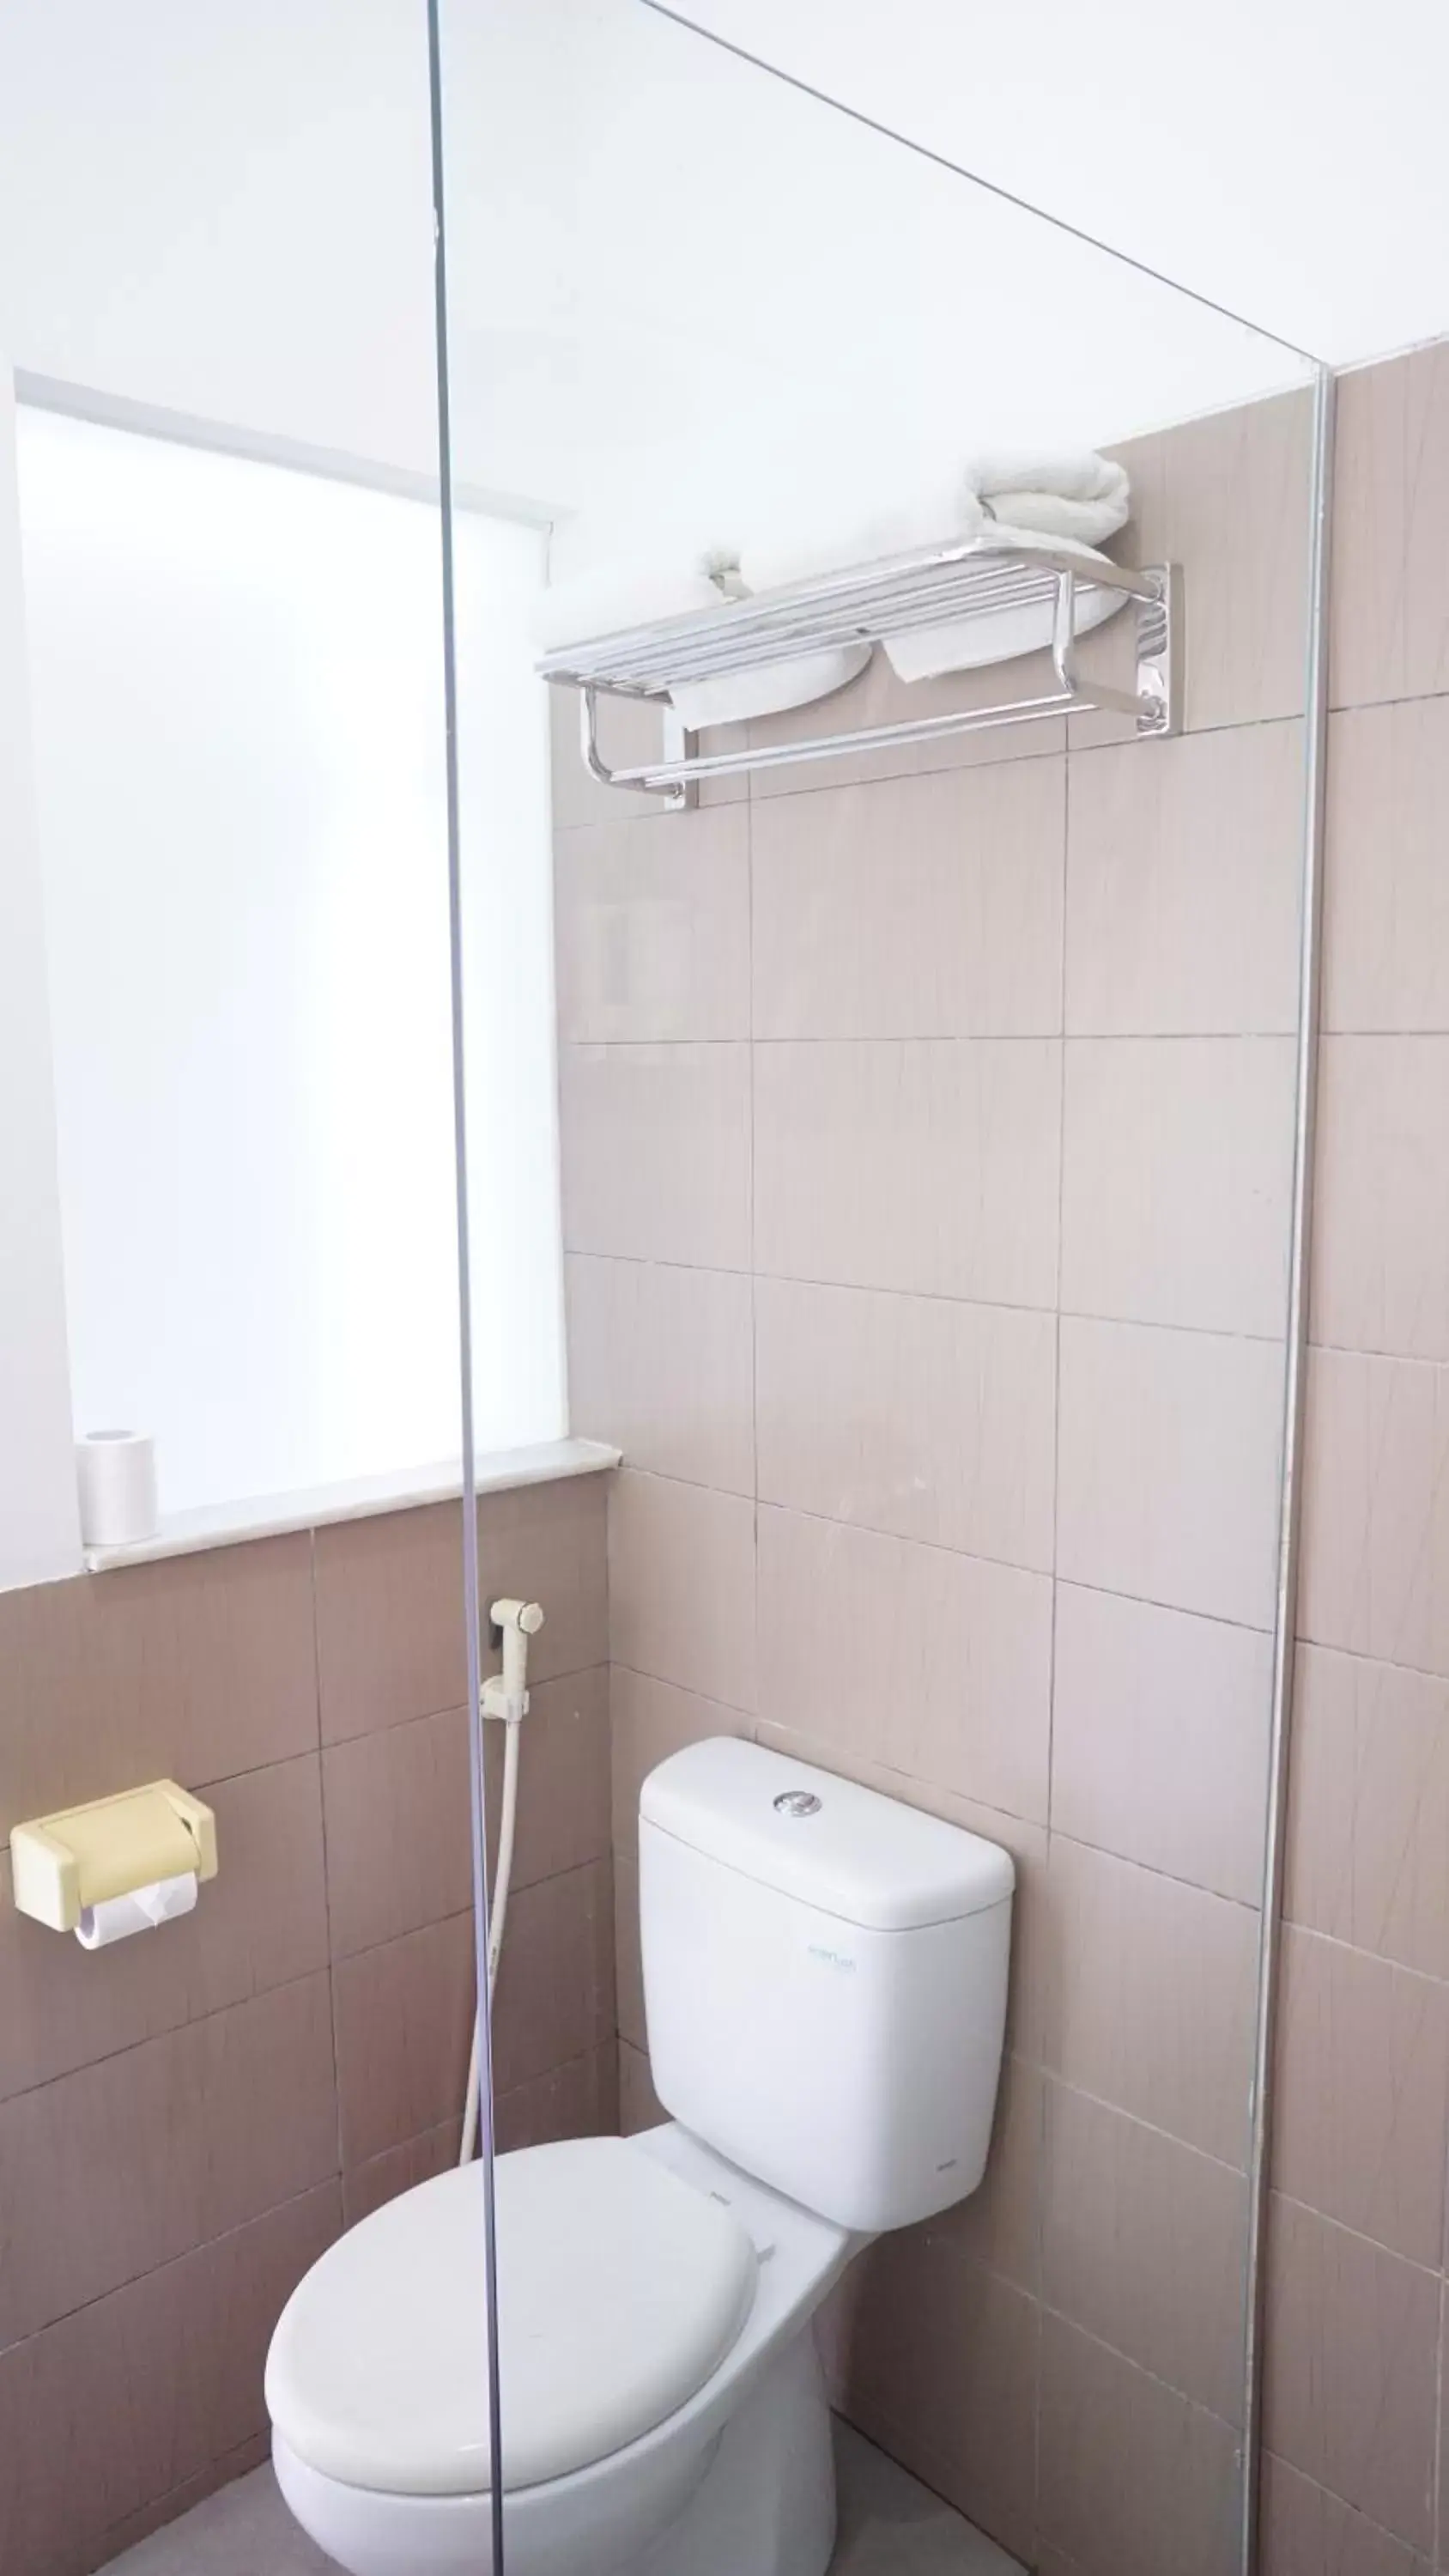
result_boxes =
[9,1781,218,1932]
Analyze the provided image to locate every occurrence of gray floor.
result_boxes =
[100,2421,1022,2574]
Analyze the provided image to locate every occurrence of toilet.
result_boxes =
[265,1736,1013,2576]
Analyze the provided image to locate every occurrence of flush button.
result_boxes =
[773,1790,822,1818]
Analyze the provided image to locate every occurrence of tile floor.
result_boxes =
[100,2420,1022,2574]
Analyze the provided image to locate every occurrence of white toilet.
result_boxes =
[265,1736,1013,2576]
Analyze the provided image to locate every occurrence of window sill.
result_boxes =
[82,1437,621,1574]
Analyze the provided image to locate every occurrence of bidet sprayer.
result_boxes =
[483,1598,544,1722]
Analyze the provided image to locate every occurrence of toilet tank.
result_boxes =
[639,1738,1013,2235]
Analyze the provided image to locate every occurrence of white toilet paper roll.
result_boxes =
[76,1873,197,1950]
[76,1430,159,1547]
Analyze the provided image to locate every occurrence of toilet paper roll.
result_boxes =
[76,1430,159,1547]
[76,1873,197,1950]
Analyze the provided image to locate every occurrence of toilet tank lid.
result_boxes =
[640,1739,1014,1932]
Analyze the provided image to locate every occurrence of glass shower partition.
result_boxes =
[428,6,1325,2570]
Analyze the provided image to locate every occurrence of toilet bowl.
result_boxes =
[267,1737,1013,2576]
[268,2123,853,2576]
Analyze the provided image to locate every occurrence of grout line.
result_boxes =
[607,1656,755,1728]
[114,1666,615,1815]
[755,1487,1270,1629]
[1308,1335,1449,1367]
[308,1526,344,2184]
[571,1246,1294,1349]
[5,1838,615,2119]
[1435,2275,1446,2570]
[636,1663,1265,1915]
[1034,2296,1245,2432]
[343,2111,464,2184]
[1270,2185,1447,2279]
[140,1681,573,1797]
[566,1030,1301,1050]
[315,1653,610,1750]
[1046,1826,1262,1918]
[1294,1625,1449,1690]
[1038,2067,1252,2178]
[839,2396,1036,2564]
[1260,2449,1439,2571]
[102,2427,276,2558]
[556,690,1449,847]
[615,1472,1279,1651]
[1048,744,1071,1812]
[1318,1027,1449,1042]
[745,708,762,1716]
[911,2232,1250,2460]
[0,1957,336,2111]
[1037,739,1070,2530]
[552,708,1324,843]
[1273,1916,1449,1987]
[1327,683,1449,719]
[189,1742,324,1799]
[0,2171,342,2362]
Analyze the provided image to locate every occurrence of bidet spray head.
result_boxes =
[485,1598,544,1716]
[490,1597,544,1639]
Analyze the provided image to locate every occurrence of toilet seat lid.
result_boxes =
[265,2135,758,2496]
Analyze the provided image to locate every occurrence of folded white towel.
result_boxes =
[535,555,870,732]
[743,494,966,597]
[882,527,1129,682]
[532,556,743,655]
[670,645,870,732]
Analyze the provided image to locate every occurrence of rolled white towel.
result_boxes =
[887,454,1131,678]
[967,452,1130,547]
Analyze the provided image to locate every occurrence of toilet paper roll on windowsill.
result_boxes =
[76,1872,197,1950]
[76,1430,159,1548]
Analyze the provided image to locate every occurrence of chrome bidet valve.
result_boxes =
[482,1597,543,1725]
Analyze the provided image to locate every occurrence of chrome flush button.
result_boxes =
[773,1790,822,1817]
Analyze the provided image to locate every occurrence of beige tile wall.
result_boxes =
[1265,332,1449,2576]
[555,383,1315,2574]
[0,1473,611,2576]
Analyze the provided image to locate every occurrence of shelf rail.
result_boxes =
[539,542,1180,806]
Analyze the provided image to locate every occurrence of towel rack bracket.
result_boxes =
[579,690,696,811]
[1133,561,1181,740]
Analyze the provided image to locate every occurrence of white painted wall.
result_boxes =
[0,372,84,1588]
[0,0,1442,1579]
[0,0,440,481]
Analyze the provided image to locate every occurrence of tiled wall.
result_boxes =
[0,1473,611,2576]
[557,386,1315,2572]
[1264,337,1449,2576]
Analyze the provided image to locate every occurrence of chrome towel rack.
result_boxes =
[538,539,1181,807]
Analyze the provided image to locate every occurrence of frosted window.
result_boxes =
[17,408,562,1514]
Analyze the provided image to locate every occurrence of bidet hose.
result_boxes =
[459,1711,521,2165]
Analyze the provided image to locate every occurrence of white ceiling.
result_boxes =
[443,0,1324,566]
[653,0,1449,368]
[2,0,1440,562]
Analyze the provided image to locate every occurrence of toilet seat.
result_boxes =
[265,2135,757,2499]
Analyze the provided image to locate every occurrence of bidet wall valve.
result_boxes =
[482,1598,543,1724]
